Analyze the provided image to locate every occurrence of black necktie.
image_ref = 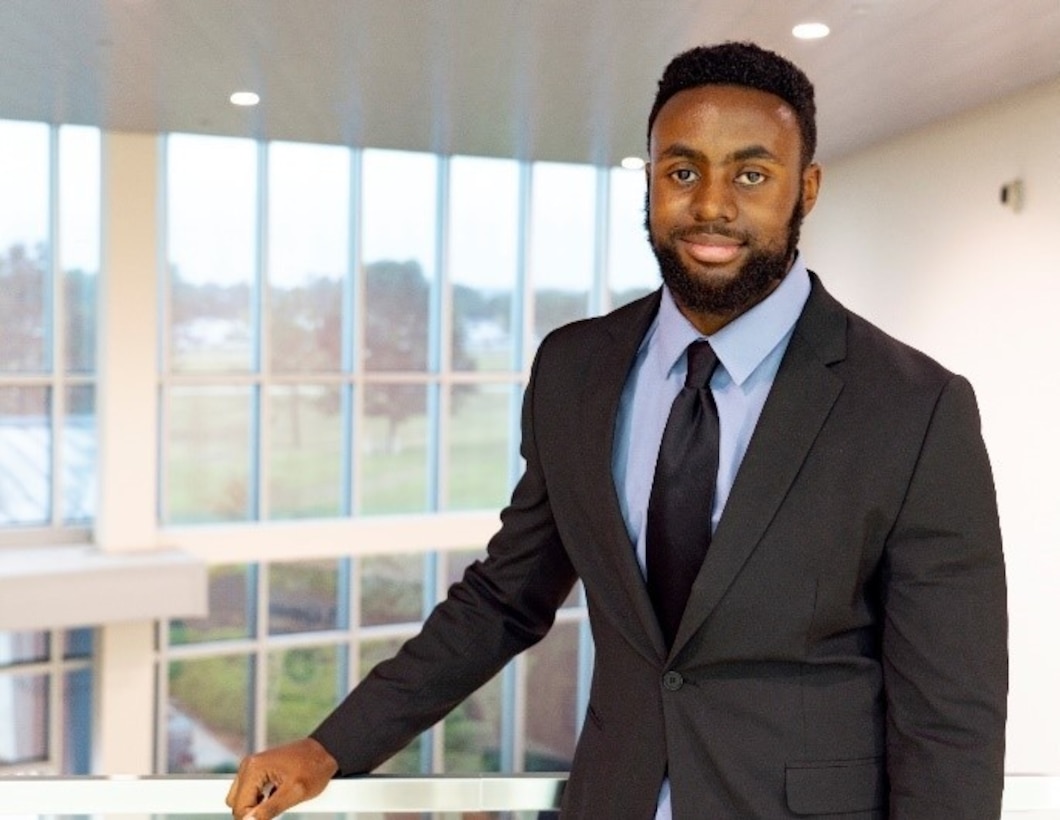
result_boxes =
[646,340,720,649]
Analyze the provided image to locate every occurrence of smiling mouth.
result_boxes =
[680,234,744,265]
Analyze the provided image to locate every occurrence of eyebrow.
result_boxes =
[730,144,780,163]
[657,142,781,164]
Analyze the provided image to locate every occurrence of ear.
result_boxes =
[801,162,822,215]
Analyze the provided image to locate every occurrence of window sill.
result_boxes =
[0,544,206,630]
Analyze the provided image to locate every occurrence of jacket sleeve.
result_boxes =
[311,339,577,775]
[881,374,1007,818]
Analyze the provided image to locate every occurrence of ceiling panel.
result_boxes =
[0,0,1057,164]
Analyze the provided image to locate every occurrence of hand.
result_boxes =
[225,737,339,820]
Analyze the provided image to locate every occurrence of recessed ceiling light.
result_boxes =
[792,22,830,40]
[620,156,646,170]
[229,91,260,107]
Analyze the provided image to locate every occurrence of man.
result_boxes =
[227,42,1007,819]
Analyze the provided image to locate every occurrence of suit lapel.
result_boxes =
[671,276,848,657]
[576,291,669,660]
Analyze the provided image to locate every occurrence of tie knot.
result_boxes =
[685,340,718,389]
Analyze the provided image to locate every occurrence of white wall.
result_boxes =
[801,77,1060,774]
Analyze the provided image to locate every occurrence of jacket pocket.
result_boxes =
[785,756,885,815]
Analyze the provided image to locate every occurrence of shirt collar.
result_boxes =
[648,254,812,386]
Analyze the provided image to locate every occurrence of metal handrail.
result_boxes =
[2,773,1059,815]
[0,774,565,814]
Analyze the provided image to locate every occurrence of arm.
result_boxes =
[882,375,1007,818]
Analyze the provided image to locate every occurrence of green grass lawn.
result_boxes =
[165,382,520,520]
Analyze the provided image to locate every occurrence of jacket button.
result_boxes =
[662,671,684,691]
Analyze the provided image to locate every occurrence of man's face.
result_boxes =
[646,84,820,332]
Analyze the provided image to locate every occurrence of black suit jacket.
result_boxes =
[313,275,1007,819]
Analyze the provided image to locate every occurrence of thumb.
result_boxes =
[240,785,287,820]
[243,771,322,820]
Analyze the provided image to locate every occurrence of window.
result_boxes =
[608,166,658,308]
[0,121,100,533]
[528,162,599,342]
[0,120,100,776]
[157,134,658,777]
[0,628,94,774]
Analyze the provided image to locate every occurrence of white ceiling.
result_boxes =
[2,0,1059,165]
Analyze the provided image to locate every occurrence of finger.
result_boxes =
[224,767,244,809]
[244,781,302,820]
[227,768,274,818]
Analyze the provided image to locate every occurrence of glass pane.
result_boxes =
[446,382,512,510]
[0,386,51,525]
[560,580,584,610]
[62,667,92,774]
[269,559,342,636]
[268,142,348,373]
[524,621,579,771]
[165,385,254,523]
[443,672,502,773]
[167,134,257,373]
[63,384,96,523]
[445,549,488,588]
[0,120,49,374]
[59,125,101,374]
[529,162,596,348]
[62,628,93,659]
[359,637,423,774]
[167,654,250,773]
[0,631,49,665]
[608,166,657,309]
[360,382,430,514]
[449,155,519,373]
[268,384,344,519]
[360,554,425,627]
[266,645,346,747]
[170,564,253,645]
[0,672,48,765]
[362,149,438,374]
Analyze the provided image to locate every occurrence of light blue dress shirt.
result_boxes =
[610,257,811,820]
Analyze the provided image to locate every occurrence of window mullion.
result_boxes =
[349,148,365,517]
[593,165,611,317]
[49,126,64,528]
[254,141,269,523]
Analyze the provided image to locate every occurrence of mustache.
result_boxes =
[669,222,751,243]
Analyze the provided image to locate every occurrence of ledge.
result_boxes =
[0,774,1056,814]
[0,544,206,630]
[0,774,566,813]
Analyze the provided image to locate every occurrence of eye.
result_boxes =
[669,167,698,185]
[736,170,767,186]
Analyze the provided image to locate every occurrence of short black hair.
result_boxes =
[647,41,817,166]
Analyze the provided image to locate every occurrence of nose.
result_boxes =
[692,172,737,222]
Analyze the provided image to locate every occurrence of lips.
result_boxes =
[679,232,744,265]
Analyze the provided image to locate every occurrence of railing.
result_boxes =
[1,774,1059,817]
[2,775,561,816]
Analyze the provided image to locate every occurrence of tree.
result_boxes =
[165,258,477,453]
[0,242,48,374]
[363,259,475,452]
[269,274,344,373]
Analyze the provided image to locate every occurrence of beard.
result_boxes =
[647,197,805,317]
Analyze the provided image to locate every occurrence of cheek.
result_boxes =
[745,192,799,235]
[647,184,680,224]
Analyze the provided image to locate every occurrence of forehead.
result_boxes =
[650,84,802,159]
